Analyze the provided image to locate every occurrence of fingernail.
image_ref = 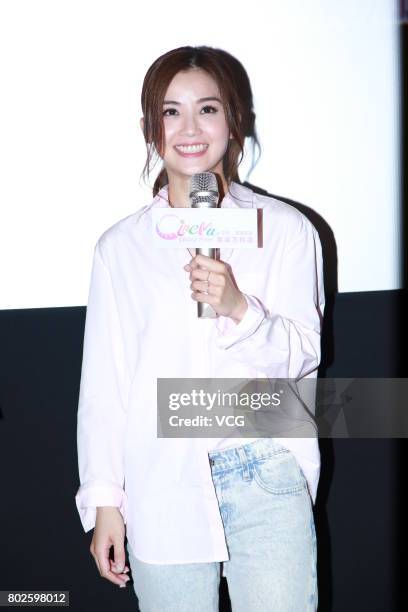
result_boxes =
[119,583,126,588]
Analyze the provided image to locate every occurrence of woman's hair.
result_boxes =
[140,45,260,196]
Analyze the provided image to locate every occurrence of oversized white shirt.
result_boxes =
[75,181,325,564]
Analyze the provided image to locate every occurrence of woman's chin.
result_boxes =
[166,161,223,182]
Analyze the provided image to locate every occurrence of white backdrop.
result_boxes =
[0,0,400,308]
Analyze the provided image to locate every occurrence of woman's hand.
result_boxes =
[90,507,130,588]
[184,254,248,323]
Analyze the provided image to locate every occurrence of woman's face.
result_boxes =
[160,68,231,183]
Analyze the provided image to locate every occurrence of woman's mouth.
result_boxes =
[174,144,209,157]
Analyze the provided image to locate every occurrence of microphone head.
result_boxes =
[189,172,219,207]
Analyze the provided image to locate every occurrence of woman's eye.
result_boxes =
[201,105,218,114]
[163,108,178,116]
[162,105,218,116]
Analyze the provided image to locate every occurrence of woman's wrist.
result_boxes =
[229,294,248,325]
[96,506,119,512]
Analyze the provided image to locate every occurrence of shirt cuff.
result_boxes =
[215,294,267,349]
[75,482,128,532]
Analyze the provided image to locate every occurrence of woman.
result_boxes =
[75,45,324,611]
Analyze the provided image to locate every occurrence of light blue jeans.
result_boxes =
[127,438,318,611]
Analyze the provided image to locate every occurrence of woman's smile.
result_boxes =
[161,69,230,185]
[174,143,209,157]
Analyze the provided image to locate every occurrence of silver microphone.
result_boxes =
[189,172,219,318]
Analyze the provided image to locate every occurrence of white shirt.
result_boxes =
[75,181,325,564]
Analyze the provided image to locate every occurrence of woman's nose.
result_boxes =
[180,114,202,136]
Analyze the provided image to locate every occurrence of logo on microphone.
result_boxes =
[155,213,218,241]
[152,208,258,248]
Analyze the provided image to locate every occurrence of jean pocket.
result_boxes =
[253,449,307,495]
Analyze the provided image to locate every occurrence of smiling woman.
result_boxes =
[75,45,324,612]
[139,46,246,206]
[158,69,232,206]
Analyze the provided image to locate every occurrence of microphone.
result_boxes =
[189,172,219,319]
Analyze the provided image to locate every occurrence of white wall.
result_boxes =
[0,0,400,308]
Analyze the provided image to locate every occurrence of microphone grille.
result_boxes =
[189,172,219,207]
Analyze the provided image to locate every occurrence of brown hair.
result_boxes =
[140,45,260,196]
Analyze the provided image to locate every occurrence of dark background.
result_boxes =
[0,14,406,612]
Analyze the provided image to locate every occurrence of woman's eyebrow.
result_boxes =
[163,96,222,105]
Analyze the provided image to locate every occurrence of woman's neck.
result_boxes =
[167,178,191,208]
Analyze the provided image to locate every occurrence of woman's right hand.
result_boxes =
[90,507,130,588]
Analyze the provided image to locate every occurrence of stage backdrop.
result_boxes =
[0,0,401,309]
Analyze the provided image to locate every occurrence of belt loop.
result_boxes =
[237,446,251,481]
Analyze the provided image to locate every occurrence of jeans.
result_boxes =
[127,438,318,611]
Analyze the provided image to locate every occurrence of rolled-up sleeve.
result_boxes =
[75,239,130,532]
[215,216,325,379]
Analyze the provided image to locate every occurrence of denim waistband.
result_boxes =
[207,438,289,474]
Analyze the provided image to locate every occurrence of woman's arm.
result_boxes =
[75,239,130,532]
[213,216,325,380]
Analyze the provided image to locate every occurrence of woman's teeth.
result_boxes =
[175,144,208,153]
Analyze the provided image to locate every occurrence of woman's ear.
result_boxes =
[140,117,145,133]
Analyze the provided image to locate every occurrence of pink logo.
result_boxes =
[155,213,217,240]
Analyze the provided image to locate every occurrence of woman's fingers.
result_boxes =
[189,267,226,289]
[109,559,131,588]
[111,536,130,586]
[95,547,129,587]
[91,508,130,587]
[184,253,245,319]
[96,543,123,586]
[91,548,102,576]
[191,279,212,293]
[188,254,225,274]
[111,536,126,573]
[112,560,129,574]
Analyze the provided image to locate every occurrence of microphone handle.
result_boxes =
[196,247,217,319]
